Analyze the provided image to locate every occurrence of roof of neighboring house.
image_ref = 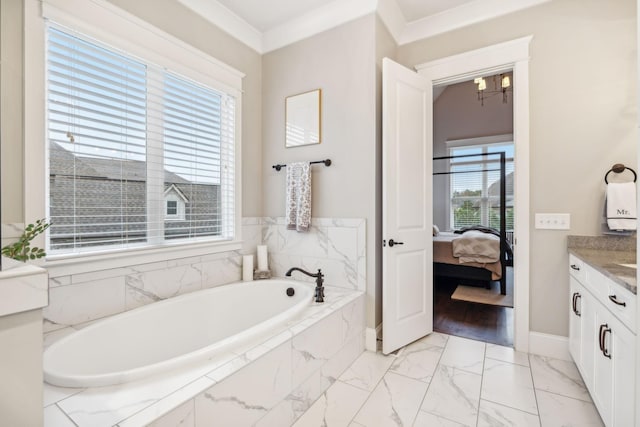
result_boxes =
[488,171,514,198]
[49,142,190,184]
[164,183,189,202]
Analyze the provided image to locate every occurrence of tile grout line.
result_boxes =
[475,341,488,427]
[409,334,455,426]
[343,350,399,427]
[527,352,543,423]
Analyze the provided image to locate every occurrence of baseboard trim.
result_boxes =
[528,331,571,361]
[365,324,382,352]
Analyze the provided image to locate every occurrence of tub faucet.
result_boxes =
[285,267,324,303]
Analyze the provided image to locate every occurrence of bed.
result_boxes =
[432,151,512,295]
[433,228,512,294]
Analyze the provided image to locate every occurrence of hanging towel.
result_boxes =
[606,181,637,231]
[286,162,312,232]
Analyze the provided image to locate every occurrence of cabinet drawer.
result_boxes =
[569,254,586,283]
[603,283,636,334]
[584,262,636,334]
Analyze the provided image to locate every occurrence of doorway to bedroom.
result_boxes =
[431,73,515,346]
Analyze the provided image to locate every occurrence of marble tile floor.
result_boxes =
[293,333,604,427]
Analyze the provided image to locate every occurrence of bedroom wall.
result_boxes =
[397,0,637,337]
[433,78,514,229]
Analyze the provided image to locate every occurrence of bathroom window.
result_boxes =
[46,26,236,254]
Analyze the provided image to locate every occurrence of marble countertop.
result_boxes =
[0,259,49,317]
[567,236,636,295]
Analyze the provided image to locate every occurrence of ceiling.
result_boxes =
[178,0,551,53]
[214,0,476,32]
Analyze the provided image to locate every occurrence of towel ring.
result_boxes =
[604,164,637,184]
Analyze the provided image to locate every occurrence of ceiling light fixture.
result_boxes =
[475,74,512,106]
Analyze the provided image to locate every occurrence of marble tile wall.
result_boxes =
[139,294,365,427]
[44,217,364,331]
[244,217,366,291]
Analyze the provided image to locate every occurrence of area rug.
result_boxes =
[451,279,514,308]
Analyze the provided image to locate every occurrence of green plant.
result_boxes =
[1,219,50,261]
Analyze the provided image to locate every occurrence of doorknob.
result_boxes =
[388,239,404,247]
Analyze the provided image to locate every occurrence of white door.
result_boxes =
[382,58,433,355]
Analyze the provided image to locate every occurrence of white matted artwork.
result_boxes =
[285,89,321,147]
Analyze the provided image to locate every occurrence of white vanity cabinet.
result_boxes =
[568,254,636,427]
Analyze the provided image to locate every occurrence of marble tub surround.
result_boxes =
[43,286,365,427]
[44,217,364,332]
[243,217,366,291]
[568,235,637,294]
[44,249,243,332]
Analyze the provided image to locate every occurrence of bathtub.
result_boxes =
[44,279,314,388]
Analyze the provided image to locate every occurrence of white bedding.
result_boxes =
[451,230,500,263]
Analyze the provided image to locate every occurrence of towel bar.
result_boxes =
[272,159,331,172]
[604,163,637,184]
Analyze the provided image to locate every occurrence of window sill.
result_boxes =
[44,239,242,278]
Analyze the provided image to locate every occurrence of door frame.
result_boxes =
[415,36,532,352]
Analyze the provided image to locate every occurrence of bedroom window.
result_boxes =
[46,25,236,254]
[449,142,514,231]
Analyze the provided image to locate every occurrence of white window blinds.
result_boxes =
[448,144,514,230]
[47,25,236,254]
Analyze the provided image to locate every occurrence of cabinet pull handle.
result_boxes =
[599,323,612,359]
[570,264,580,271]
[598,323,606,352]
[572,292,581,316]
[602,326,612,359]
[608,295,626,307]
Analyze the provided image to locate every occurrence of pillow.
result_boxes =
[432,224,440,236]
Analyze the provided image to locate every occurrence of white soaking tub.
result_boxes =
[44,279,314,388]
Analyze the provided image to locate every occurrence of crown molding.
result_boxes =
[376,0,406,42]
[178,0,263,53]
[398,0,552,45]
[178,0,552,54]
[262,0,377,53]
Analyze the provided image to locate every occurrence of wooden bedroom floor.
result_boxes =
[433,271,514,347]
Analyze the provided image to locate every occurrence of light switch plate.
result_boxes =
[535,213,571,230]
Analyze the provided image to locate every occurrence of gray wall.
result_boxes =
[375,16,398,330]
[1,0,24,224]
[433,79,514,229]
[262,15,379,327]
[397,0,637,336]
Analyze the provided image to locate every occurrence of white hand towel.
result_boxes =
[606,182,637,231]
[286,162,311,232]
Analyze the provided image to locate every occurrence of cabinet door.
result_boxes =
[592,307,636,427]
[569,277,583,365]
[610,315,635,427]
[580,289,596,390]
[593,308,614,426]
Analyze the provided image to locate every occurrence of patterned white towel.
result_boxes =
[606,182,637,231]
[286,162,311,232]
